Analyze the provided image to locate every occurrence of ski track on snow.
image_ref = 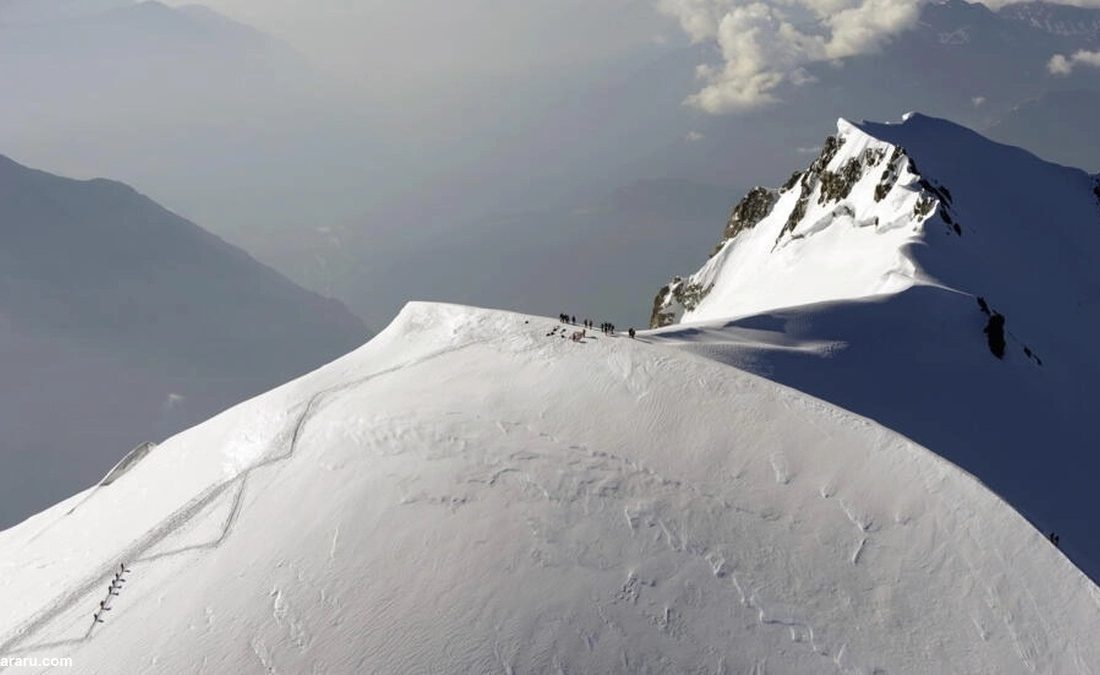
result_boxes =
[0,340,482,658]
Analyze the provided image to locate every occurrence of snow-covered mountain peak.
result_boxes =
[647,113,1100,588]
[2,300,1098,672]
[652,113,1100,341]
[651,115,952,327]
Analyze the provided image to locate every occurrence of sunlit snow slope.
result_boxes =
[650,112,1100,583]
[1,303,1097,673]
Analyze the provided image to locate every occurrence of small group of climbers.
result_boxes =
[557,313,637,340]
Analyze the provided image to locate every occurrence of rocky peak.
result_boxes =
[649,117,966,328]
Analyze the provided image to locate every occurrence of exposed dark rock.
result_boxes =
[650,283,676,329]
[977,296,990,315]
[782,171,803,192]
[984,312,1007,359]
[723,187,779,241]
[913,194,936,219]
[817,146,882,207]
[783,187,812,240]
[812,135,844,174]
[953,223,962,236]
[649,278,714,328]
[779,138,845,241]
[675,281,713,310]
[918,179,954,209]
[875,147,905,202]
[818,157,864,205]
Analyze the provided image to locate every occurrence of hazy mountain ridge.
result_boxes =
[985,88,1100,171]
[998,1,1100,38]
[0,153,367,528]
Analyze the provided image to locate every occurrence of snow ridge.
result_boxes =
[0,302,1097,672]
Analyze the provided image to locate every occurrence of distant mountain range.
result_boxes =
[987,88,1100,171]
[0,153,367,528]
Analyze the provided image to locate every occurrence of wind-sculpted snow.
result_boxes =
[648,112,1100,585]
[0,302,1097,672]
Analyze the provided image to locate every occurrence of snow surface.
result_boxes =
[650,113,1100,584]
[1,302,1098,673]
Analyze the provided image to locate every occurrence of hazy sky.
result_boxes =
[162,0,676,86]
[169,0,1100,114]
[5,0,1100,329]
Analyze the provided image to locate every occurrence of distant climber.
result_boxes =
[629,328,636,339]
[1049,532,1060,547]
[976,296,990,315]
[984,312,1006,359]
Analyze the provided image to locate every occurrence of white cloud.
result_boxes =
[1048,50,1100,76]
[685,130,706,141]
[1049,54,1073,75]
[972,96,986,107]
[659,0,923,112]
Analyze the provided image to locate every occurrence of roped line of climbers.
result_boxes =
[2,342,488,657]
[91,563,130,628]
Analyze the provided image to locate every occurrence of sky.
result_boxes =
[162,0,676,85]
[658,0,1100,111]
[4,0,1100,332]
[175,0,1100,113]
